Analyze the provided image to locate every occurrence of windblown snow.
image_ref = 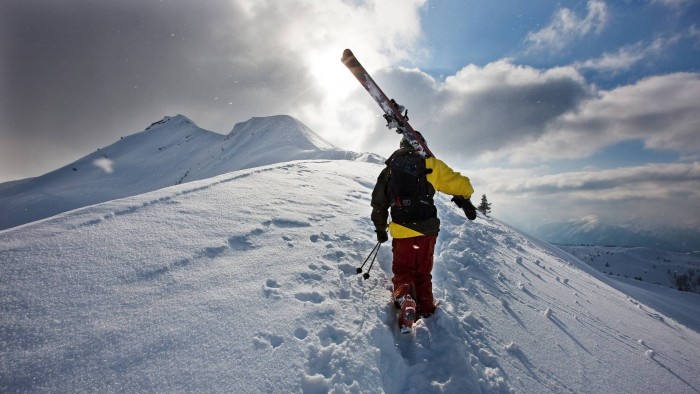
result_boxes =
[1,116,699,393]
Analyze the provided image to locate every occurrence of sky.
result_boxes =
[1,0,699,232]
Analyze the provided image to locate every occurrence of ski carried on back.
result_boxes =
[341,48,475,219]
[341,49,434,159]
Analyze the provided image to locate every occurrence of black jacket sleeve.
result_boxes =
[370,167,390,231]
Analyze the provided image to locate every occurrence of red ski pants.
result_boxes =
[391,234,437,315]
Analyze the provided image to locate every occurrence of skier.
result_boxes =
[371,131,476,332]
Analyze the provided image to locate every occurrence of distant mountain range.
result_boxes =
[533,215,700,253]
[0,114,381,230]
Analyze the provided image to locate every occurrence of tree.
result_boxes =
[477,194,492,216]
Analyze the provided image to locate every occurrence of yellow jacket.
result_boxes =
[371,150,474,239]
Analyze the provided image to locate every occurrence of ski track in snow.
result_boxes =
[1,160,699,393]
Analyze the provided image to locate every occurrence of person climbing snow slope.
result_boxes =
[371,132,476,333]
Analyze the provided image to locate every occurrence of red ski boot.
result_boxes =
[397,295,417,334]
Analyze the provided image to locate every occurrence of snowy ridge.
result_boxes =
[1,160,698,393]
[226,115,336,151]
[216,115,369,172]
[0,115,380,230]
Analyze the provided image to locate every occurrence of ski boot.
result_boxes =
[397,295,417,334]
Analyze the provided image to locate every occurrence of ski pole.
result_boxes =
[356,242,380,273]
[357,242,381,279]
[363,245,380,279]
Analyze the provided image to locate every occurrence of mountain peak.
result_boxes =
[228,115,336,151]
[145,114,196,131]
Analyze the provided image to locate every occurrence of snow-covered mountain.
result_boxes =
[1,157,699,392]
[0,114,381,231]
[533,216,700,253]
[560,245,700,295]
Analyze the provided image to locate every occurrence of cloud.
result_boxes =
[492,162,700,197]
[574,42,653,73]
[520,72,700,162]
[651,0,695,11]
[438,61,590,153]
[471,162,700,229]
[690,26,700,50]
[380,68,699,165]
[574,33,685,73]
[525,0,608,53]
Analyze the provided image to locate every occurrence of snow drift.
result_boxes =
[1,158,699,393]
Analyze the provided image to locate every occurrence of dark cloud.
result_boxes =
[362,62,591,163]
[0,0,316,181]
[433,76,589,156]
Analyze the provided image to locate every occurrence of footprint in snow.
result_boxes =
[229,229,264,249]
[263,279,282,299]
[202,245,227,258]
[263,218,311,228]
[266,279,281,288]
[300,265,326,282]
[295,292,325,304]
[299,272,323,282]
[294,327,309,340]
[317,326,349,347]
[308,263,331,271]
[252,332,284,349]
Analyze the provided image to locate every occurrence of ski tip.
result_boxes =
[341,48,354,61]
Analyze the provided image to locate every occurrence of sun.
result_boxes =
[307,48,357,102]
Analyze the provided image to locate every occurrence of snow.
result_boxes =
[561,245,700,294]
[1,116,700,393]
[559,245,700,330]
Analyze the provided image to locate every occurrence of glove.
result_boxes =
[376,229,388,243]
[452,196,477,221]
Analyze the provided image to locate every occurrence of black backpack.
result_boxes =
[387,152,436,224]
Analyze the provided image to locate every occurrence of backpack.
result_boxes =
[387,151,436,224]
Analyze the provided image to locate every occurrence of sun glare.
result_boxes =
[308,49,357,102]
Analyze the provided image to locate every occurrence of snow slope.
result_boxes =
[0,114,380,231]
[1,160,699,393]
[561,245,700,294]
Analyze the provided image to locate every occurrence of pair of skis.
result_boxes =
[341,49,434,159]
